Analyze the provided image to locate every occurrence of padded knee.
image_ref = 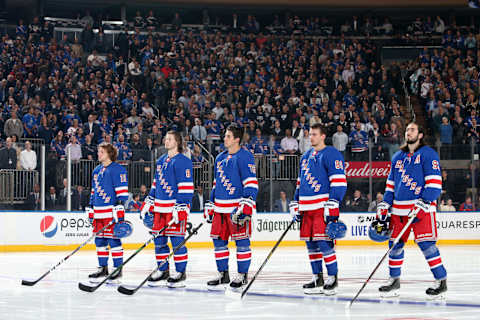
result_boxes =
[389,240,404,257]
[95,237,108,247]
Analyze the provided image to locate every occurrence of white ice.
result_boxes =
[3,245,480,320]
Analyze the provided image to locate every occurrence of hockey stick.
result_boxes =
[348,212,418,308]
[241,220,295,299]
[21,220,115,286]
[117,222,204,295]
[78,219,175,292]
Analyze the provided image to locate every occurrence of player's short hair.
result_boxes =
[226,124,244,143]
[99,142,117,162]
[167,130,183,153]
[310,123,327,136]
[400,121,426,152]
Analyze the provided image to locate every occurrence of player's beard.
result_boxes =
[406,135,418,145]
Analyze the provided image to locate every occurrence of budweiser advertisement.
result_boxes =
[345,161,391,179]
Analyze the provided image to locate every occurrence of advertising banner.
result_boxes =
[0,211,479,250]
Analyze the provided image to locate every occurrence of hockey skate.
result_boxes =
[107,267,122,284]
[148,269,170,287]
[207,271,230,291]
[426,279,447,300]
[229,273,247,292]
[323,275,338,296]
[379,277,400,298]
[303,273,324,295]
[167,272,186,288]
[88,266,108,283]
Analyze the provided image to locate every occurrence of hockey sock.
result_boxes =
[319,240,337,276]
[95,237,109,267]
[108,238,123,268]
[388,240,405,278]
[154,236,170,271]
[213,239,229,272]
[236,239,252,274]
[418,241,447,280]
[305,241,323,274]
[171,236,188,273]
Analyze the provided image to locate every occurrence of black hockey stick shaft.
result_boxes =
[78,219,175,292]
[241,220,295,299]
[21,220,115,286]
[117,222,204,295]
[348,212,417,307]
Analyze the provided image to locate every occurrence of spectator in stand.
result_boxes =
[298,129,311,154]
[349,122,368,161]
[280,129,298,155]
[139,184,149,202]
[368,192,383,212]
[0,137,17,169]
[274,190,290,213]
[192,118,207,143]
[439,198,456,212]
[65,136,82,162]
[19,141,36,170]
[127,194,142,212]
[26,183,41,210]
[82,135,96,160]
[348,189,369,212]
[459,196,474,212]
[440,116,453,159]
[332,124,348,159]
[45,186,60,210]
[115,135,132,161]
[192,186,206,212]
[4,112,23,138]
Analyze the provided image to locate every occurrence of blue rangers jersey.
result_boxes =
[89,162,129,219]
[294,146,347,211]
[210,148,258,214]
[148,153,194,213]
[383,146,442,216]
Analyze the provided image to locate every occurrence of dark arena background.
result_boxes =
[0,0,479,319]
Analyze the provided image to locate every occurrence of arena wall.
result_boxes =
[1,211,479,252]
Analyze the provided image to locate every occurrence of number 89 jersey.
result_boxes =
[294,146,347,211]
[383,146,442,216]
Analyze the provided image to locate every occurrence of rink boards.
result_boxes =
[0,211,480,251]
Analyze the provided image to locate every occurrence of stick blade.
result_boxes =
[21,279,37,286]
[78,282,97,293]
[117,285,136,295]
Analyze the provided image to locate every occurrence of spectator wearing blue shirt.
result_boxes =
[440,116,453,159]
[22,107,37,138]
[349,122,368,161]
[115,135,132,161]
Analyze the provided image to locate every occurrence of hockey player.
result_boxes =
[374,122,447,298]
[87,143,129,283]
[204,124,258,290]
[140,131,194,288]
[290,123,347,295]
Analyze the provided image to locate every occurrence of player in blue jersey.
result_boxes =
[140,131,194,288]
[86,143,129,283]
[373,122,447,299]
[290,123,347,295]
[204,125,258,291]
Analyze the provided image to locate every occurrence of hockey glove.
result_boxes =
[204,201,214,223]
[86,206,94,225]
[113,204,125,223]
[376,201,390,222]
[289,201,300,222]
[409,199,431,223]
[140,196,154,220]
[231,197,255,226]
[172,203,189,224]
[324,199,340,224]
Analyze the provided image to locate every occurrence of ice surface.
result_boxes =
[4,245,480,319]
